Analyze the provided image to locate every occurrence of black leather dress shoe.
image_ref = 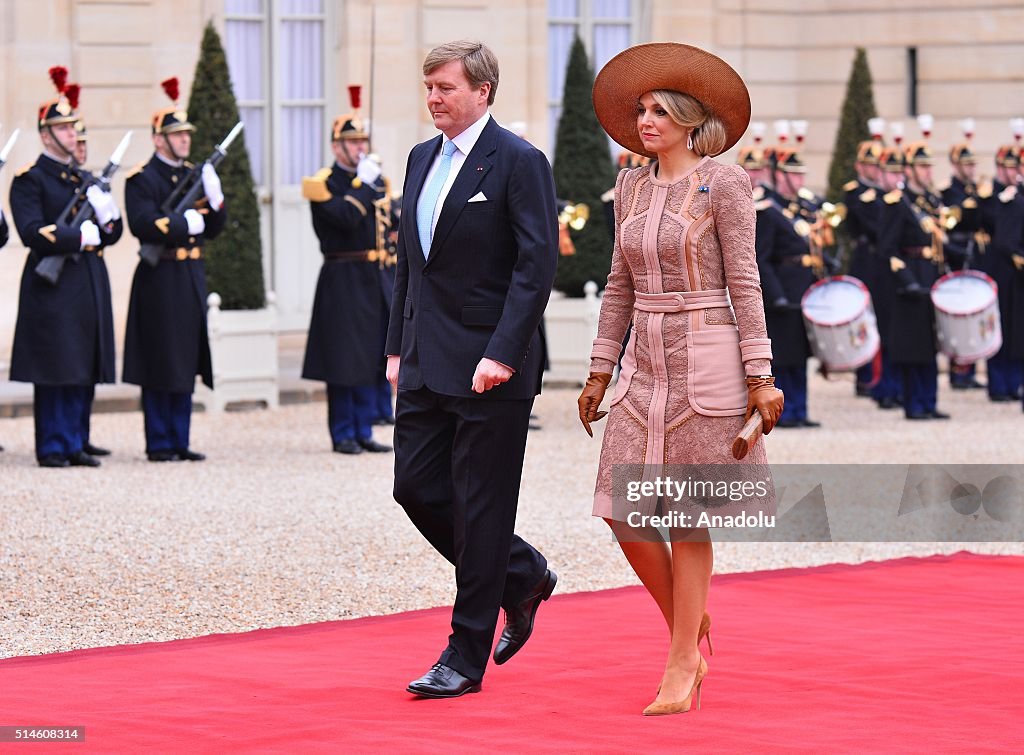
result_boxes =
[407,663,481,698]
[39,455,70,468]
[989,394,1015,403]
[493,568,557,665]
[876,398,899,409]
[929,410,950,419]
[774,419,801,428]
[175,448,206,461]
[799,418,822,428]
[84,443,111,457]
[333,439,363,455]
[374,416,396,426]
[358,438,393,453]
[905,412,931,420]
[147,450,180,462]
[68,451,101,467]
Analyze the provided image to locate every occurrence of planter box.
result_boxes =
[195,291,280,413]
[543,282,601,387]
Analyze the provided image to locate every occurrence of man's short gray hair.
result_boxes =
[423,40,499,106]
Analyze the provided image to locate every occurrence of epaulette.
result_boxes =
[859,188,877,203]
[752,185,765,201]
[754,198,773,212]
[124,161,146,179]
[976,181,993,199]
[184,160,195,169]
[301,167,333,202]
[14,162,33,177]
[998,186,1017,203]
[890,256,906,272]
[600,188,615,203]
[883,189,902,205]
[962,197,977,209]
[843,179,859,192]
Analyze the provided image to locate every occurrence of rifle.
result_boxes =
[0,127,20,170]
[35,131,133,285]
[139,121,244,267]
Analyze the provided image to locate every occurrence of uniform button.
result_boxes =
[189,237,196,243]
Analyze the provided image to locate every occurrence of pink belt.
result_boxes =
[633,288,731,313]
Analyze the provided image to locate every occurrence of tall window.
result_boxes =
[278,0,325,185]
[547,0,638,152]
[225,0,268,186]
[225,0,326,187]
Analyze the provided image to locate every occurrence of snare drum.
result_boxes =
[930,270,1001,362]
[801,275,880,370]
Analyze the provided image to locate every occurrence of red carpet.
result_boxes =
[2,552,1022,753]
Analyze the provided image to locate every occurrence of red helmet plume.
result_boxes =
[64,83,81,110]
[348,85,361,110]
[49,66,68,93]
[161,77,180,103]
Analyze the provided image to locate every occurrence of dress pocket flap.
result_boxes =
[404,298,414,319]
[685,327,747,417]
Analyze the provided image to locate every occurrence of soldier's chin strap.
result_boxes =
[338,140,360,171]
[161,133,186,164]
[44,125,77,163]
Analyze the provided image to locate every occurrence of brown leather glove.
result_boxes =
[745,376,784,434]
[578,372,613,437]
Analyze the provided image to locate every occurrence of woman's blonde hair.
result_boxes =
[649,89,727,157]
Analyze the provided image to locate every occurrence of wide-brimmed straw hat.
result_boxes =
[593,43,750,158]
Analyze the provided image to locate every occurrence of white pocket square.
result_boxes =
[468,191,488,203]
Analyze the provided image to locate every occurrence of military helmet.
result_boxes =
[995,145,1020,168]
[904,141,933,166]
[38,66,80,130]
[331,114,369,141]
[75,119,88,142]
[736,146,767,170]
[152,77,196,135]
[772,147,806,174]
[879,146,906,172]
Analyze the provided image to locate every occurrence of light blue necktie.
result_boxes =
[417,140,458,258]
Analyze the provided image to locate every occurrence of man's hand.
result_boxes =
[471,358,514,393]
[386,355,401,389]
[86,185,119,225]
[201,163,224,211]
[357,155,381,187]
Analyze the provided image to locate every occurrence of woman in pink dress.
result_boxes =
[579,44,785,716]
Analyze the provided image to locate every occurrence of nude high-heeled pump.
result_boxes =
[643,655,707,716]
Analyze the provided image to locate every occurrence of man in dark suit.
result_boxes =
[386,40,558,698]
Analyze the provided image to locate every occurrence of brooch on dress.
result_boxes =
[698,185,709,193]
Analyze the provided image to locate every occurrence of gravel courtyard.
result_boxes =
[2,372,1021,658]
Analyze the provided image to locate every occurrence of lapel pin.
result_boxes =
[476,166,484,171]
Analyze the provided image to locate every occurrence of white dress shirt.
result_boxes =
[420,111,492,239]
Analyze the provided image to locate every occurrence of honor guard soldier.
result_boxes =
[846,119,887,398]
[0,125,14,453]
[755,144,821,428]
[876,136,949,420]
[300,96,394,455]
[8,68,123,467]
[980,129,1024,402]
[737,121,772,196]
[69,117,114,457]
[941,118,987,390]
[122,77,228,462]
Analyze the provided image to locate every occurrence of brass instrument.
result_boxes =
[558,202,589,231]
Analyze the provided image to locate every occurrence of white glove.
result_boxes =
[201,163,224,211]
[184,209,206,235]
[80,219,100,248]
[86,184,119,225]
[356,155,381,186]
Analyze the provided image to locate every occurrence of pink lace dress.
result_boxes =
[590,158,774,521]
